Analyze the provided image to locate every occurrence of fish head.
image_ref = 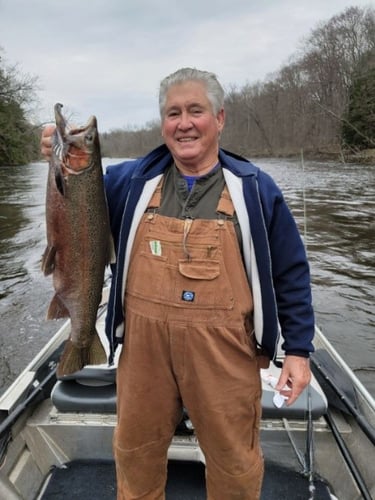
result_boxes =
[53,104,100,174]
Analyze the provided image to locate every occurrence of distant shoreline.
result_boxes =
[249,148,375,165]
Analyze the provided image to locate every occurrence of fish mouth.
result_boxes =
[54,104,98,172]
[54,103,97,138]
[54,103,66,131]
[69,115,97,136]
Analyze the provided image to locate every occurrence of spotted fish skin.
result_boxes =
[42,103,110,378]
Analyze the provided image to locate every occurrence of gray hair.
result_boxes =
[159,67,225,117]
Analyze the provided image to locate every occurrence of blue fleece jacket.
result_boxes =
[104,144,314,364]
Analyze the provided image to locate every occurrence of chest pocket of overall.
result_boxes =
[126,229,235,310]
[178,259,219,280]
[175,256,235,309]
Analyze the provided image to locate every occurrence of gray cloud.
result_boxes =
[0,0,371,131]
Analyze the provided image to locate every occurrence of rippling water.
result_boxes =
[262,158,375,396]
[0,158,374,396]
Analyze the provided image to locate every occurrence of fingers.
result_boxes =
[40,124,56,161]
[280,381,302,407]
[275,355,311,406]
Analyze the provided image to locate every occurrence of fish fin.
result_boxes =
[46,294,69,319]
[41,246,56,275]
[56,331,107,378]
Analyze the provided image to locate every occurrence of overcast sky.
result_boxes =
[0,0,372,132]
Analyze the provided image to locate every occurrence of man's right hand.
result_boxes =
[40,124,56,161]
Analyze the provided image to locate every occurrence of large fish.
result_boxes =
[42,103,110,378]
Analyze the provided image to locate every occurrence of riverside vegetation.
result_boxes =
[1,5,374,167]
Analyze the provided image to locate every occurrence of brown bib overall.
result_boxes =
[114,182,264,499]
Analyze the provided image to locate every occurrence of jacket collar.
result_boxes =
[133,144,258,179]
[219,149,259,177]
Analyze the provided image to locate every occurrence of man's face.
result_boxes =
[161,80,225,172]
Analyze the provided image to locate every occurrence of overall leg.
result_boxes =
[179,323,264,500]
[114,308,182,500]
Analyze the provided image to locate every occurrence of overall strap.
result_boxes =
[147,177,164,209]
[216,185,235,216]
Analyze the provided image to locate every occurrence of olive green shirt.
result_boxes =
[151,163,242,245]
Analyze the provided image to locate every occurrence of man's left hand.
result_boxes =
[275,355,311,406]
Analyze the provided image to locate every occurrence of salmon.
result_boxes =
[42,103,110,378]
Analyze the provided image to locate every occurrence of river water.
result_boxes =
[0,158,374,397]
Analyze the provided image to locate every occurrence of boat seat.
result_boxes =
[51,363,328,420]
[51,366,117,414]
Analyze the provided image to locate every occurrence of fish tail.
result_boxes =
[56,331,107,378]
[88,330,107,365]
[56,339,85,378]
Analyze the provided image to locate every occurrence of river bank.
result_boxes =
[248,147,375,165]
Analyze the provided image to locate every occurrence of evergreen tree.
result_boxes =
[342,58,375,150]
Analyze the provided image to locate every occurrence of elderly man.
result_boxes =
[41,67,314,500]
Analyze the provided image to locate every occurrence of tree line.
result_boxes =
[0,5,374,166]
[0,53,41,166]
[101,5,374,161]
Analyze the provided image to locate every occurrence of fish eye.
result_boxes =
[85,134,94,143]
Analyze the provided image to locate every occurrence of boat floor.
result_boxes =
[40,459,332,499]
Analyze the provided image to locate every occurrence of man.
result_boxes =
[41,67,314,500]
